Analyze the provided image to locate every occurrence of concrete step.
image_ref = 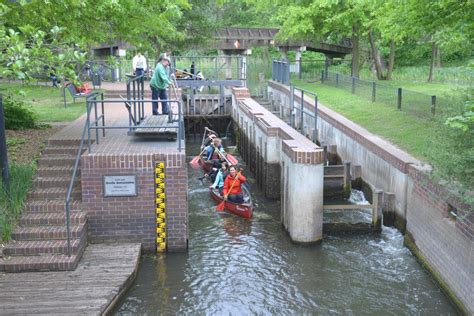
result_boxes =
[46,139,82,147]
[27,187,81,200]
[0,252,83,272]
[32,176,80,189]
[19,212,86,226]
[11,222,86,241]
[38,156,77,168]
[41,146,81,156]
[24,200,82,213]
[37,166,75,177]
[2,238,84,257]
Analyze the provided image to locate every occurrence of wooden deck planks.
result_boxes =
[0,243,141,316]
[133,115,179,137]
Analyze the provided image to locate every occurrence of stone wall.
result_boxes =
[81,152,188,252]
[267,80,473,313]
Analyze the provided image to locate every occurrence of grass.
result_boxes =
[293,80,473,207]
[0,82,87,122]
[0,164,36,241]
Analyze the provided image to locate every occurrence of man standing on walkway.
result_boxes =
[132,52,147,77]
[150,56,172,115]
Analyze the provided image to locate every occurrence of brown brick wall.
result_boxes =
[82,152,188,252]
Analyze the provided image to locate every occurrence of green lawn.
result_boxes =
[0,83,87,122]
[293,80,473,204]
[376,80,468,98]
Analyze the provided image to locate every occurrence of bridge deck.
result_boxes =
[0,243,141,315]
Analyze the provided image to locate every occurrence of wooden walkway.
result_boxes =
[0,243,141,315]
[132,114,179,138]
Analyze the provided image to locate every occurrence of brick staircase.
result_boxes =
[0,139,88,272]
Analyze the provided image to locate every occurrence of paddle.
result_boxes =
[216,171,241,211]
[189,147,208,169]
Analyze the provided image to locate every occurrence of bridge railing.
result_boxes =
[272,59,290,85]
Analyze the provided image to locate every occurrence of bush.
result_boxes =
[2,95,39,130]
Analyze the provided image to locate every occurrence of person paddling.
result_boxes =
[205,138,225,167]
[222,166,246,203]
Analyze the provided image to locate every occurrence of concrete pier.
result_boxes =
[232,87,325,243]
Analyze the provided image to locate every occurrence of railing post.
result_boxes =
[87,100,92,153]
[321,70,325,83]
[397,88,402,110]
[94,96,99,145]
[336,73,339,87]
[300,90,304,133]
[298,57,302,80]
[431,95,436,116]
[290,84,295,128]
[351,77,356,94]
[313,94,318,142]
[101,92,105,137]
[286,61,290,85]
[372,82,376,102]
[66,199,71,256]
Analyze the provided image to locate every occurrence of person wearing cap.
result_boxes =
[202,133,217,150]
[150,56,172,115]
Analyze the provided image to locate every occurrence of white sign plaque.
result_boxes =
[103,175,137,197]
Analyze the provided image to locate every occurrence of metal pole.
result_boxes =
[0,95,10,189]
[372,82,376,102]
[298,57,302,80]
[351,77,356,94]
[94,95,99,144]
[314,95,318,142]
[101,93,105,137]
[219,84,224,115]
[336,73,339,87]
[321,70,324,83]
[178,101,182,151]
[127,82,132,132]
[431,95,436,116]
[133,80,137,123]
[66,199,71,256]
[397,88,402,110]
[290,84,295,127]
[63,86,67,108]
[300,90,304,133]
[87,101,92,152]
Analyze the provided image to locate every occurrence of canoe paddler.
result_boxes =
[223,166,246,203]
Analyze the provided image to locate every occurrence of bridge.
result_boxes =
[214,27,352,58]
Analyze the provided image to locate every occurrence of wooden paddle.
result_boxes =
[216,171,240,211]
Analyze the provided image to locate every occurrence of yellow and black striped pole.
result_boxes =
[155,162,166,252]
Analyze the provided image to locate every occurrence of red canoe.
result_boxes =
[198,158,213,173]
[210,185,253,219]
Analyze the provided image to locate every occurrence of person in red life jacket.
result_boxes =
[223,165,246,203]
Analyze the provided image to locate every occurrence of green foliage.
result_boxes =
[0,164,35,241]
[2,95,39,130]
[445,100,474,132]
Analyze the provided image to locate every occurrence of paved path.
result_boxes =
[0,243,141,315]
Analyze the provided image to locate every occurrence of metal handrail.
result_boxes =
[290,84,319,142]
[65,92,101,256]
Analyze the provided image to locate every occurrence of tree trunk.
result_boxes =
[351,25,360,78]
[435,45,441,67]
[387,40,395,80]
[428,42,436,82]
[368,30,384,80]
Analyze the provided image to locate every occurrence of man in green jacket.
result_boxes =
[150,56,172,115]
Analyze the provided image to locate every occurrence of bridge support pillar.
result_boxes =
[282,160,324,244]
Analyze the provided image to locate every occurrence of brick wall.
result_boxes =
[82,152,188,252]
[406,165,473,314]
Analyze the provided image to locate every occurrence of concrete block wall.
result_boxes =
[267,80,473,313]
[232,87,325,243]
[81,152,188,252]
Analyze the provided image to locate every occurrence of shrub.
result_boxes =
[2,95,39,130]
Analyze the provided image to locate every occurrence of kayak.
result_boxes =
[210,185,253,219]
